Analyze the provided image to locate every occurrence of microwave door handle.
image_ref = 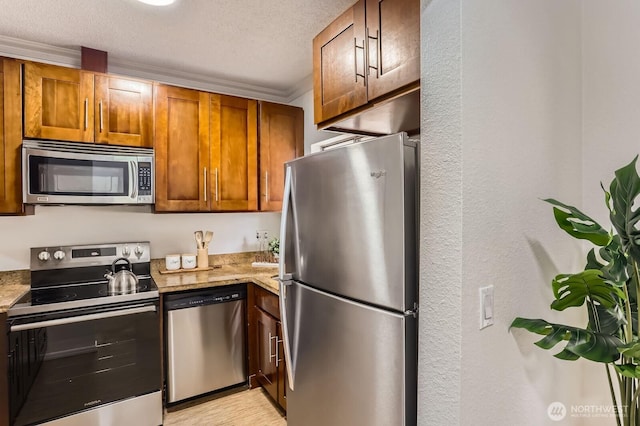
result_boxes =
[130,161,138,199]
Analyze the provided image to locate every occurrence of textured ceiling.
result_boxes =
[0,0,354,97]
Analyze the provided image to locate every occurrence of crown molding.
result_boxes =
[0,34,313,103]
[0,34,81,68]
[285,73,314,103]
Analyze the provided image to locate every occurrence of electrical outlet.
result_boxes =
[256,230,268,240]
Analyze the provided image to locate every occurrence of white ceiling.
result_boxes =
[0,0,354,101]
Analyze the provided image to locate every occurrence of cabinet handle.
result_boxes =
[276,337,283,367]
[265,171,269,202]
[353,38,366,84]
[215,168,219,202]
[269,332,277,364]
[203,167,207,202]
[366,28,380,78]
[84,98,89,130]
[99,100,104,132]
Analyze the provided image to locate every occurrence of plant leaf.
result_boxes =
[510,317,622,363]
[554,348,581,361]
[618,342,640,358]
[587,302,625,335]
[551,270,623,311]
[586,248,605,270]
[609,156,640,263]
[544,199,611,246]
[615,364,640,379]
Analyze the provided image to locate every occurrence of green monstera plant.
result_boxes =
[511,157,640,426]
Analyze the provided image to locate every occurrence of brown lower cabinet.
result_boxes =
[248,285,286,411]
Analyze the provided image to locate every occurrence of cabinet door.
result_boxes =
[364,0,420,100]
[155,84,210,212]
[0,59,24,214]
[24,62,94,142]
[94,75,153,147]
[210,95,258,211]
[259,102,303,211]
[313,0,367,124]
[255,307,278,402]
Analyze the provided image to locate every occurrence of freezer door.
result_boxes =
[282,280,417,426]
[281,132,417,312]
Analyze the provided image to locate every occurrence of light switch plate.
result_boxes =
[480,285,494,329]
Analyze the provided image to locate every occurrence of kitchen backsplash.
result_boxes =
[0,205,280,271]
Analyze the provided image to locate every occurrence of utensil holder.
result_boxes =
[197,248,209,269]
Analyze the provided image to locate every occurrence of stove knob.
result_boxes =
[122,245,131,257]
[134,244,144,258]
[38,250,50,262]
[53,250,65,261]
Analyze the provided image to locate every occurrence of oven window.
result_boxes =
[28,156,129,196]
[8,304,160,426]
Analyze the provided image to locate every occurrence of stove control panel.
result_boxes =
[31,242,151,271]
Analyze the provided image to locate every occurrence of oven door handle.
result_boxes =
[10,305,156,332]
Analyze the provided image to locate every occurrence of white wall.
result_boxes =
[421,1,606,425]
[0,206,280,271]
[289,89,341,153]
[419,0,462,423]
[582,2,640,224]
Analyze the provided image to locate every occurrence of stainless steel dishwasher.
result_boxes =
[164,284,247,403]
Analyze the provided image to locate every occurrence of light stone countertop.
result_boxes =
[0,270,30,313]
[151,253,279,295]
[0,252,279,313]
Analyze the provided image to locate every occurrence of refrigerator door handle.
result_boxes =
[279,165,293,281]
[279,279,295,391]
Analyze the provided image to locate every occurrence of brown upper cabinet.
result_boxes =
[0,59,27,214]
[154,84,209,212]
[154,84,258,212]
[313,0,419,125]
[210,95,258,211]
[94,75,153,147]
[258,102,303,211]
[24,62,153,147]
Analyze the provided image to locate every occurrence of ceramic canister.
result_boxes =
[165,254,181,270]
[181,254,197,269]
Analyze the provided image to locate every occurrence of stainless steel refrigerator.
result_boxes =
[278,132,418,426]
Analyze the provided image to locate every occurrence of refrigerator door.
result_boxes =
[280,133,417,312]
[281,280,417,426]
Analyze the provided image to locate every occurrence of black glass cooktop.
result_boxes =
[29,277,155,304]
[9,277,159,317]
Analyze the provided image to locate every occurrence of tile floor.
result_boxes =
[164,387,286,426]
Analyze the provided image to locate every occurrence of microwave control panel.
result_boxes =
[138,161,153,201]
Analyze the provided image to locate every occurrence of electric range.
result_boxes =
[9,242,159,317]
[6,242,162,426]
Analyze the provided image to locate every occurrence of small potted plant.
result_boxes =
[268,237,279,262]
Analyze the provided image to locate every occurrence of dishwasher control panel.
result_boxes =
[163,284,247,311]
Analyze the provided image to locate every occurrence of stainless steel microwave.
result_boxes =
[22,140,154,205]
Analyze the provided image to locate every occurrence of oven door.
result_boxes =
[7,301,161,426]
[22,146,139,205]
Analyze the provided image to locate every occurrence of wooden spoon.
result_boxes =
[204,231,213,248]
